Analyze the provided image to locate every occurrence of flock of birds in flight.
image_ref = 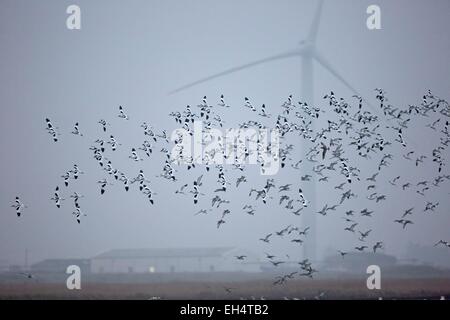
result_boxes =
[11,88,450,285]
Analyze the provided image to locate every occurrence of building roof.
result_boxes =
[324,252,397,269]
[92,247,235,260]
[30,259,90,271]
[31,259,90,266]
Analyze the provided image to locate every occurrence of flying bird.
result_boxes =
[11,196,27,217]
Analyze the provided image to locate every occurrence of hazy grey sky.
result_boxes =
[0,0,449,266]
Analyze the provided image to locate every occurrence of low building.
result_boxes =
[90,247,260,274]
[403,242,450,268]
[323,252,397,273]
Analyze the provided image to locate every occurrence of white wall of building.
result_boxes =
[91,255,260,273]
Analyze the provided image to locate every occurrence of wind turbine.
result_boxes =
[170,0,380,262]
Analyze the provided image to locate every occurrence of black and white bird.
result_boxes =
[265,253,276,260]
[217,219,226,229]
[298,188,308,207]
[50,186,64,208]
[194,209,210,216]
[236,176,247,187]
[244,97,256,112]
[129,148,143,162]
[338,250,348,258]
[434,240,450,248]
[61,171,70,187]
[70,192,83,208]
[402,208,414,218]
[108,135,120,151]
[373,241,384,253]
[424,201,439,212]
[175,183,188,195]
[394,219,414,229]
[139,141,153,157]
[98,119,109,132]
[71,122,83,136]
[218,94,230,108]
[259,233,272,243]
[119,173,130,192]
[45,118,59,142]
[358,229,372,242]
[360,208,374,217]
[97,179,112,195]
[19,272,36,280]
[72,208,87,224]
[142,184,156,204]
[345,223,358,233]
[118,106,129,120]
[11,196,27,217]
[258,104,271,118]
[70,164,84,180]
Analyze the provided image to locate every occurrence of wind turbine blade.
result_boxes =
[313,51,386,121]
[169,49,304,94]
[307,0,325,42]
[315,51,418,148]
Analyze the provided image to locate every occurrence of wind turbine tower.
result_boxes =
[171,0,376,262]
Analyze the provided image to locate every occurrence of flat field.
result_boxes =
[1,277,449,300]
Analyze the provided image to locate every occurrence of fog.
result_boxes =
[0,0,449,272]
